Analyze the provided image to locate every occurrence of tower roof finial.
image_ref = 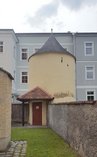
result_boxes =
[51,28,53,34]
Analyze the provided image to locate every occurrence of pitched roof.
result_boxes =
[29,33,75,60]
[17,87,54,102]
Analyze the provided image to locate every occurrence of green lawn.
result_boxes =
[11,128,78,157]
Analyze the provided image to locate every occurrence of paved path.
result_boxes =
[0,141,27,157]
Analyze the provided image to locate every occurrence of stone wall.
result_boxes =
[0,69,13,151]
[48,101,97,157]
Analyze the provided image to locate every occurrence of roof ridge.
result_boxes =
[17,86,54,102]
[35,86,53,98]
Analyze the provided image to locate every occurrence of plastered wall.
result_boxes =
[0,70,12,151]
[48,101,97,157]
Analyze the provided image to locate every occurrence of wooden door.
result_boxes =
[33,102,42,125]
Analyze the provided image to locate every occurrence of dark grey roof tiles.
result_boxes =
[36,33,67,53]
[29,33,75,60]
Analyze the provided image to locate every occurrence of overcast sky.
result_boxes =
[0,0,97,33]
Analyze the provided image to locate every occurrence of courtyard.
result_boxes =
[11,127,79,157]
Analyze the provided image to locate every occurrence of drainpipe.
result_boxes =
[22,101,25,126]
[73,33,77,100]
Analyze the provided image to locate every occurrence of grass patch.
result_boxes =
[11,128,78,157]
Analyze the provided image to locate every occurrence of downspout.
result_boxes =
[73,33,77,100]
[22,101,25,126]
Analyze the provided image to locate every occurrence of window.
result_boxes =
[84,42,94,56]
[0,41,3,52]
[85,66,95,80]
[35,48,39,52]
[21,72,28,83]
[86,91,95,101]
[21,48,28,60]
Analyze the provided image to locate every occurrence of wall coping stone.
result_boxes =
[50,100,97,105]
[0,68,14,80]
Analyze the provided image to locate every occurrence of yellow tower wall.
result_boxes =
[29,52,76,103]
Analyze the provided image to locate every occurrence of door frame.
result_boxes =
[32,102,42,125]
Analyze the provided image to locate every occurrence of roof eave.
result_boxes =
[17,97,54,102]
[28,50,76,61]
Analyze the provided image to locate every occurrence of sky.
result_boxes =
[0,0,97,33]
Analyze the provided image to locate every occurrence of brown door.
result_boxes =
[33,102,42,125]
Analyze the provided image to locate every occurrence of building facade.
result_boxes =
[18,33,76,126]
[0,29,97,102]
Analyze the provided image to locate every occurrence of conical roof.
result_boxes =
[37,33,67,53]
[29,33,75,60]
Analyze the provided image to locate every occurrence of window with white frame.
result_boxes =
[21,72,28,83]
[21,48,28,60]
[35,48,39,53]
[85,66,95,80]
[0,41,3,52]
[84,42,94,56]
[86,90,95,101]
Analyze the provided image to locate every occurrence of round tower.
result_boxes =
[28,33,76,103]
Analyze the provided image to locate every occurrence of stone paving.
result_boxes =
[0,141,27,157]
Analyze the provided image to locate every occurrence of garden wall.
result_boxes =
[0,68,13,151]
[12,103,29,123]
[48,101,97,157]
